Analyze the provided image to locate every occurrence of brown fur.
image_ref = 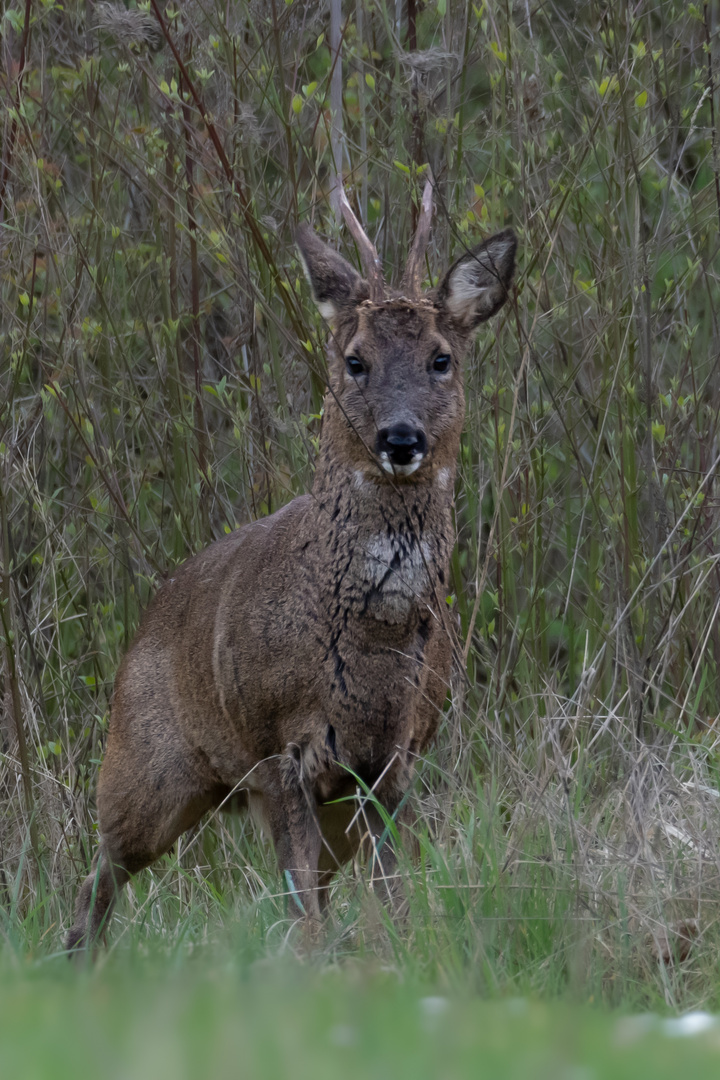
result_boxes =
[66,223,516,951]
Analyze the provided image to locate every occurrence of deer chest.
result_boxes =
[354,530,436,624]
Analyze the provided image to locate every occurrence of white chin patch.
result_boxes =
[379,452,424,478]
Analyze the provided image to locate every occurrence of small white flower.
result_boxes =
[663,1011,717,1037]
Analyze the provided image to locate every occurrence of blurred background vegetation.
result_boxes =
[2,0,720,1010]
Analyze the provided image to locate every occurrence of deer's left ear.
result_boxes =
[436,228,517,333]
[296,224,369,324]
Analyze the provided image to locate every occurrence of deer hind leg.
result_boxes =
[315,801,366,913]
[314,785,414,914]
[348,778,415,909]
[66,738,224,954]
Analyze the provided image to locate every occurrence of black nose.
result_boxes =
[376,423,428,467]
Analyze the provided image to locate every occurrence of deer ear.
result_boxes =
[436,228,517,332]
[296,224,368,323]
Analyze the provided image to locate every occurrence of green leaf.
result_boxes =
[3,8,25,32]
[635,90,648,107]
[284,870,305,914]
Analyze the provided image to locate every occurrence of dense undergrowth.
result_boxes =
[2,0,720,1013]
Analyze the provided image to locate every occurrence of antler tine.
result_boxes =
[401,174,434,298]
[338,186,385,300]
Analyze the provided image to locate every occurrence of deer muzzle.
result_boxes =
[376,423,428,477]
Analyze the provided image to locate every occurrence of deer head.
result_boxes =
[296,181,516,488]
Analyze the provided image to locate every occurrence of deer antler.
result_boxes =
[400,174,434,298]
[338,186,385,301]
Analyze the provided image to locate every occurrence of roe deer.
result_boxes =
[66,183,516,950]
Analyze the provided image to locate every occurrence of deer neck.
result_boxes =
[310,447,455,630]
[311,451,454,526]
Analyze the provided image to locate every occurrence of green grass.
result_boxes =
[5,954,720,1079]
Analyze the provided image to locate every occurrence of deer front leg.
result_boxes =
[260,755,324,929]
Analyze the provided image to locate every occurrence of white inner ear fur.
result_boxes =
[297,247,311,288]
[297,248,339,323]
[445,237,514,318]
[316,300,338,322]
[444,265,490,317]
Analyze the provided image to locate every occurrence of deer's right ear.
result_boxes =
[436,228,517,333]
[296,225,368,323]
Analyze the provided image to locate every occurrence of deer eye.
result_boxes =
[345,355,365,377]
[433,354,451,374]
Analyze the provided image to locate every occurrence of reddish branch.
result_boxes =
[0,0,33,223]
[147,0,305,339]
